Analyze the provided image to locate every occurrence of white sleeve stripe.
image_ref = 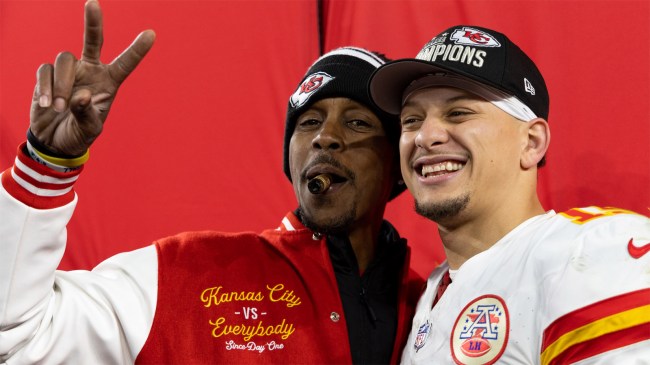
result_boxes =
[11,167,73,196]
[14,157,79,184]
[281,217,295,231]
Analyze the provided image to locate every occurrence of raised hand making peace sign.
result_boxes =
[29,0,155,157]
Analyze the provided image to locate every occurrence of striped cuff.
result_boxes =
[1,142,83,209]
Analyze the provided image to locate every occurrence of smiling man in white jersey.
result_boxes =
[368,25,650,364]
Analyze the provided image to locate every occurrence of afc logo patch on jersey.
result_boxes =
[451,295,509,365]
[450,27,501,48]
[290,72,334,108]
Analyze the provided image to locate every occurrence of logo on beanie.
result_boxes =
[290,72,334,108]
[450,27,501,47]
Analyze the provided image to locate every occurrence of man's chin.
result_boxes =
[414,194,470,223]
[296,206,356,235]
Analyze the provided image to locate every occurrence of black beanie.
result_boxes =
[283,47,405,200]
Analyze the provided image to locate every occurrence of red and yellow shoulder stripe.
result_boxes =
[559,206,644,225]
[540,288,650,364]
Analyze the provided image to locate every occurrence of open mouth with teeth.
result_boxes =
[419,161,465,178]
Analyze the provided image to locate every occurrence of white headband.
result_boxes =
[402,73,538,122]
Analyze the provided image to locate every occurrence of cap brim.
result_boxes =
[369,59,452,115]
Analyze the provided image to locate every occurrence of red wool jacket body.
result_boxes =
[139,219,421,364]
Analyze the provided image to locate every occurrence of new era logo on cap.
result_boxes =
[290,72,335,109]
[524,78,535,95]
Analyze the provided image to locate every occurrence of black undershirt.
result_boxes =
[326,221,406,365]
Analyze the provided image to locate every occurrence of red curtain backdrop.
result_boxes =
[1,0,648,279]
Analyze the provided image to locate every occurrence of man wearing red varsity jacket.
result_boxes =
[0,1,423,364]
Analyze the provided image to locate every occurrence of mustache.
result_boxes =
[301,154,356,182]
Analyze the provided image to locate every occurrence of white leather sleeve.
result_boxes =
[0,168,158,364]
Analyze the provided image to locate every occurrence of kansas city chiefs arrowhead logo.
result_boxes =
[290,72,334,108]
[450,27,501,47]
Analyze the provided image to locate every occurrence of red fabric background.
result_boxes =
[1,0,648,278]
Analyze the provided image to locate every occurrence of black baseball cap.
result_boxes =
[369,25,549,120]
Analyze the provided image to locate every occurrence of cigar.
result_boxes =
[307,174,332,194]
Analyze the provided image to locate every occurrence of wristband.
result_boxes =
[26,128,86,159]
[26,129,89,167]
[30,145,89,168]
[24,143,83,172]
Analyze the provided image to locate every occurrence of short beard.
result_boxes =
[414,193,470,222]
[296,205,356,236]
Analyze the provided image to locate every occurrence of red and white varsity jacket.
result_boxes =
[0,144,423,364]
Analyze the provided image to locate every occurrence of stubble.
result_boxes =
[414,193,470,222]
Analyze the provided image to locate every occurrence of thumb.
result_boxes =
[69,88,94,120]
[69,88,103,146]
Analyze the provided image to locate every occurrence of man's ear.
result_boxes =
[521,118,550,169]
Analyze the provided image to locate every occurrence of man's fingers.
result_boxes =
[109,30,156,84]
[70,88,102,139]
[81,0,104,63]
[70,88,93,114]
[35,64,53,108]
[53,52,78,112]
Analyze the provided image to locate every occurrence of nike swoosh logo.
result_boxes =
[627,238,650,259]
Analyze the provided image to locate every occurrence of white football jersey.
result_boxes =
[402,207,650,364]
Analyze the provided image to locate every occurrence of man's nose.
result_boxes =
[414,117,449,149]
[312,119,344,150]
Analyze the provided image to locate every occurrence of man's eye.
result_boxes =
[401,117,419,126]
[348,119,371,128]
[298,118,320,127]
[448,110,472,117]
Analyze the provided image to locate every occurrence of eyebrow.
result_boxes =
[402,90,484,109]
[447,93,483,104]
